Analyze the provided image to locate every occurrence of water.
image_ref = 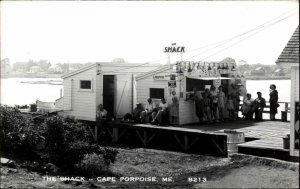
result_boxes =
[1,78,63,106]
[246,80,291,103]
[0,78,291,107]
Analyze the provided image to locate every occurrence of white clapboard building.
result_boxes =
[56,62,160,121]
[135,61,245,125]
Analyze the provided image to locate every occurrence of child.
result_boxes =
[226,95,235,120]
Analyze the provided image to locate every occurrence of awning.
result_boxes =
[186,76,232,80]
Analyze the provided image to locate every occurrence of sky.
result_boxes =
[1,1,299,65]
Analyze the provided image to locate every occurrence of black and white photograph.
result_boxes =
[0,1,299,188]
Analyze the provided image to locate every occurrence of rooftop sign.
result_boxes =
[164,43,185,53]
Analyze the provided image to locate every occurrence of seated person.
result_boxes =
[96,104,109,130]
[242,93,255,120]
[253,92,266,121]
[151,98,169,126]
[141,98,156,123]
[123,102,144,123]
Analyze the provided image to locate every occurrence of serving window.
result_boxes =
[186,78,213,92]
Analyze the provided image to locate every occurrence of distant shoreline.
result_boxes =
[1,73,62,78]
[245,76,290,80]
[1,74,290,80]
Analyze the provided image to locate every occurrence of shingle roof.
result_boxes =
[276,26,299,65]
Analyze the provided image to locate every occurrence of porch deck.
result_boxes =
[180,120,291,160]
[107,120,291,160]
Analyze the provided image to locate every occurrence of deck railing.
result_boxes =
[239,101,290,121]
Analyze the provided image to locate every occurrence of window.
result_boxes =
[150,88,164,99]
[186,78,213,92]
[80,80,92,90]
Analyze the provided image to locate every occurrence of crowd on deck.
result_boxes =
[95,84,279,126]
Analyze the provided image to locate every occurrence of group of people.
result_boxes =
[241,84,279,120]
[193,83,279,123]
[96,84,280,127]
[122,96,177,126]
[193,85,231,123]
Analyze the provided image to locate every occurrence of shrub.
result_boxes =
[75,153,109,176]
[0,105,46,158]
[102,147,118,163]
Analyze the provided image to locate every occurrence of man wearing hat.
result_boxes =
[253,92,266,121]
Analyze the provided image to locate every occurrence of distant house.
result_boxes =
[273,68,285,76]
[29,66,42,73]
[1,59,11,76]
[276,26,299,159]
[250,67,265,76]
[48,64,63,73]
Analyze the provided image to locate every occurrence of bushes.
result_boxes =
[0,105,46,158]
[0,105,118,175]
[43,116,118,172]
[76,153,109,176]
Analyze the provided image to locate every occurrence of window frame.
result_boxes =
[149,88,164,99]
[79,79,93,92]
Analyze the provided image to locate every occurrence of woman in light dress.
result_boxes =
[217,86,226,122]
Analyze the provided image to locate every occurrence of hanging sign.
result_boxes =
[164,43,185,53]
[168,81,177,88]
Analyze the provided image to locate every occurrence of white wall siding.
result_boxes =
[136,76,170,108]
[63,67,97,121]
[179,100,199,125]
[115,74,133,118]
[294,67,299,101]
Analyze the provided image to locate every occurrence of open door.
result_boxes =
[103,75,115,117]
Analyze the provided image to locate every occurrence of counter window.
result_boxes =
[186,78,213,92]
[150,88,164,99]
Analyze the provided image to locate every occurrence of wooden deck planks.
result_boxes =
[115,120,290,155]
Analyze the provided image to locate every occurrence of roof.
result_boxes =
[61,62,160,79]
[276,26,299,66]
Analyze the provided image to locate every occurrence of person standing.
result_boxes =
[242,93,255,120]
[170,91,179,125]
[226,95,235,120]
[203,90,212,123]
[269,84,279,120]
[230,84,241,120]
[210,85,219,122]
[193,88,204,123]
[217,86,226,122]
[254,92,266,121]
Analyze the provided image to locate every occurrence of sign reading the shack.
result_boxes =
[164,43,185,53]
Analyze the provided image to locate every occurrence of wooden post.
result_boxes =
[113,128,118,143]
[143,131,147,147]
[95,125,98,142]
[184,135,188,152]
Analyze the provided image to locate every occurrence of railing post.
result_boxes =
[285,102,288,112]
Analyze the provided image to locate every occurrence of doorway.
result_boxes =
[103,75,115,118]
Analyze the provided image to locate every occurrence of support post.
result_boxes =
[113,128,119,143]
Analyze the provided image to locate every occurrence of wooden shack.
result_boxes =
[276,26,299,158]
[58,62,159,121]
[135,61,245,125]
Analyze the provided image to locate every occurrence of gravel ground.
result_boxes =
[1,148,299,189]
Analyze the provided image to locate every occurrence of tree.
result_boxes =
[112,58,127,63]
[37,60,51,71]
[220,57,236,65]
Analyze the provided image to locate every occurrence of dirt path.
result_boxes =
[1,148,299,188]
